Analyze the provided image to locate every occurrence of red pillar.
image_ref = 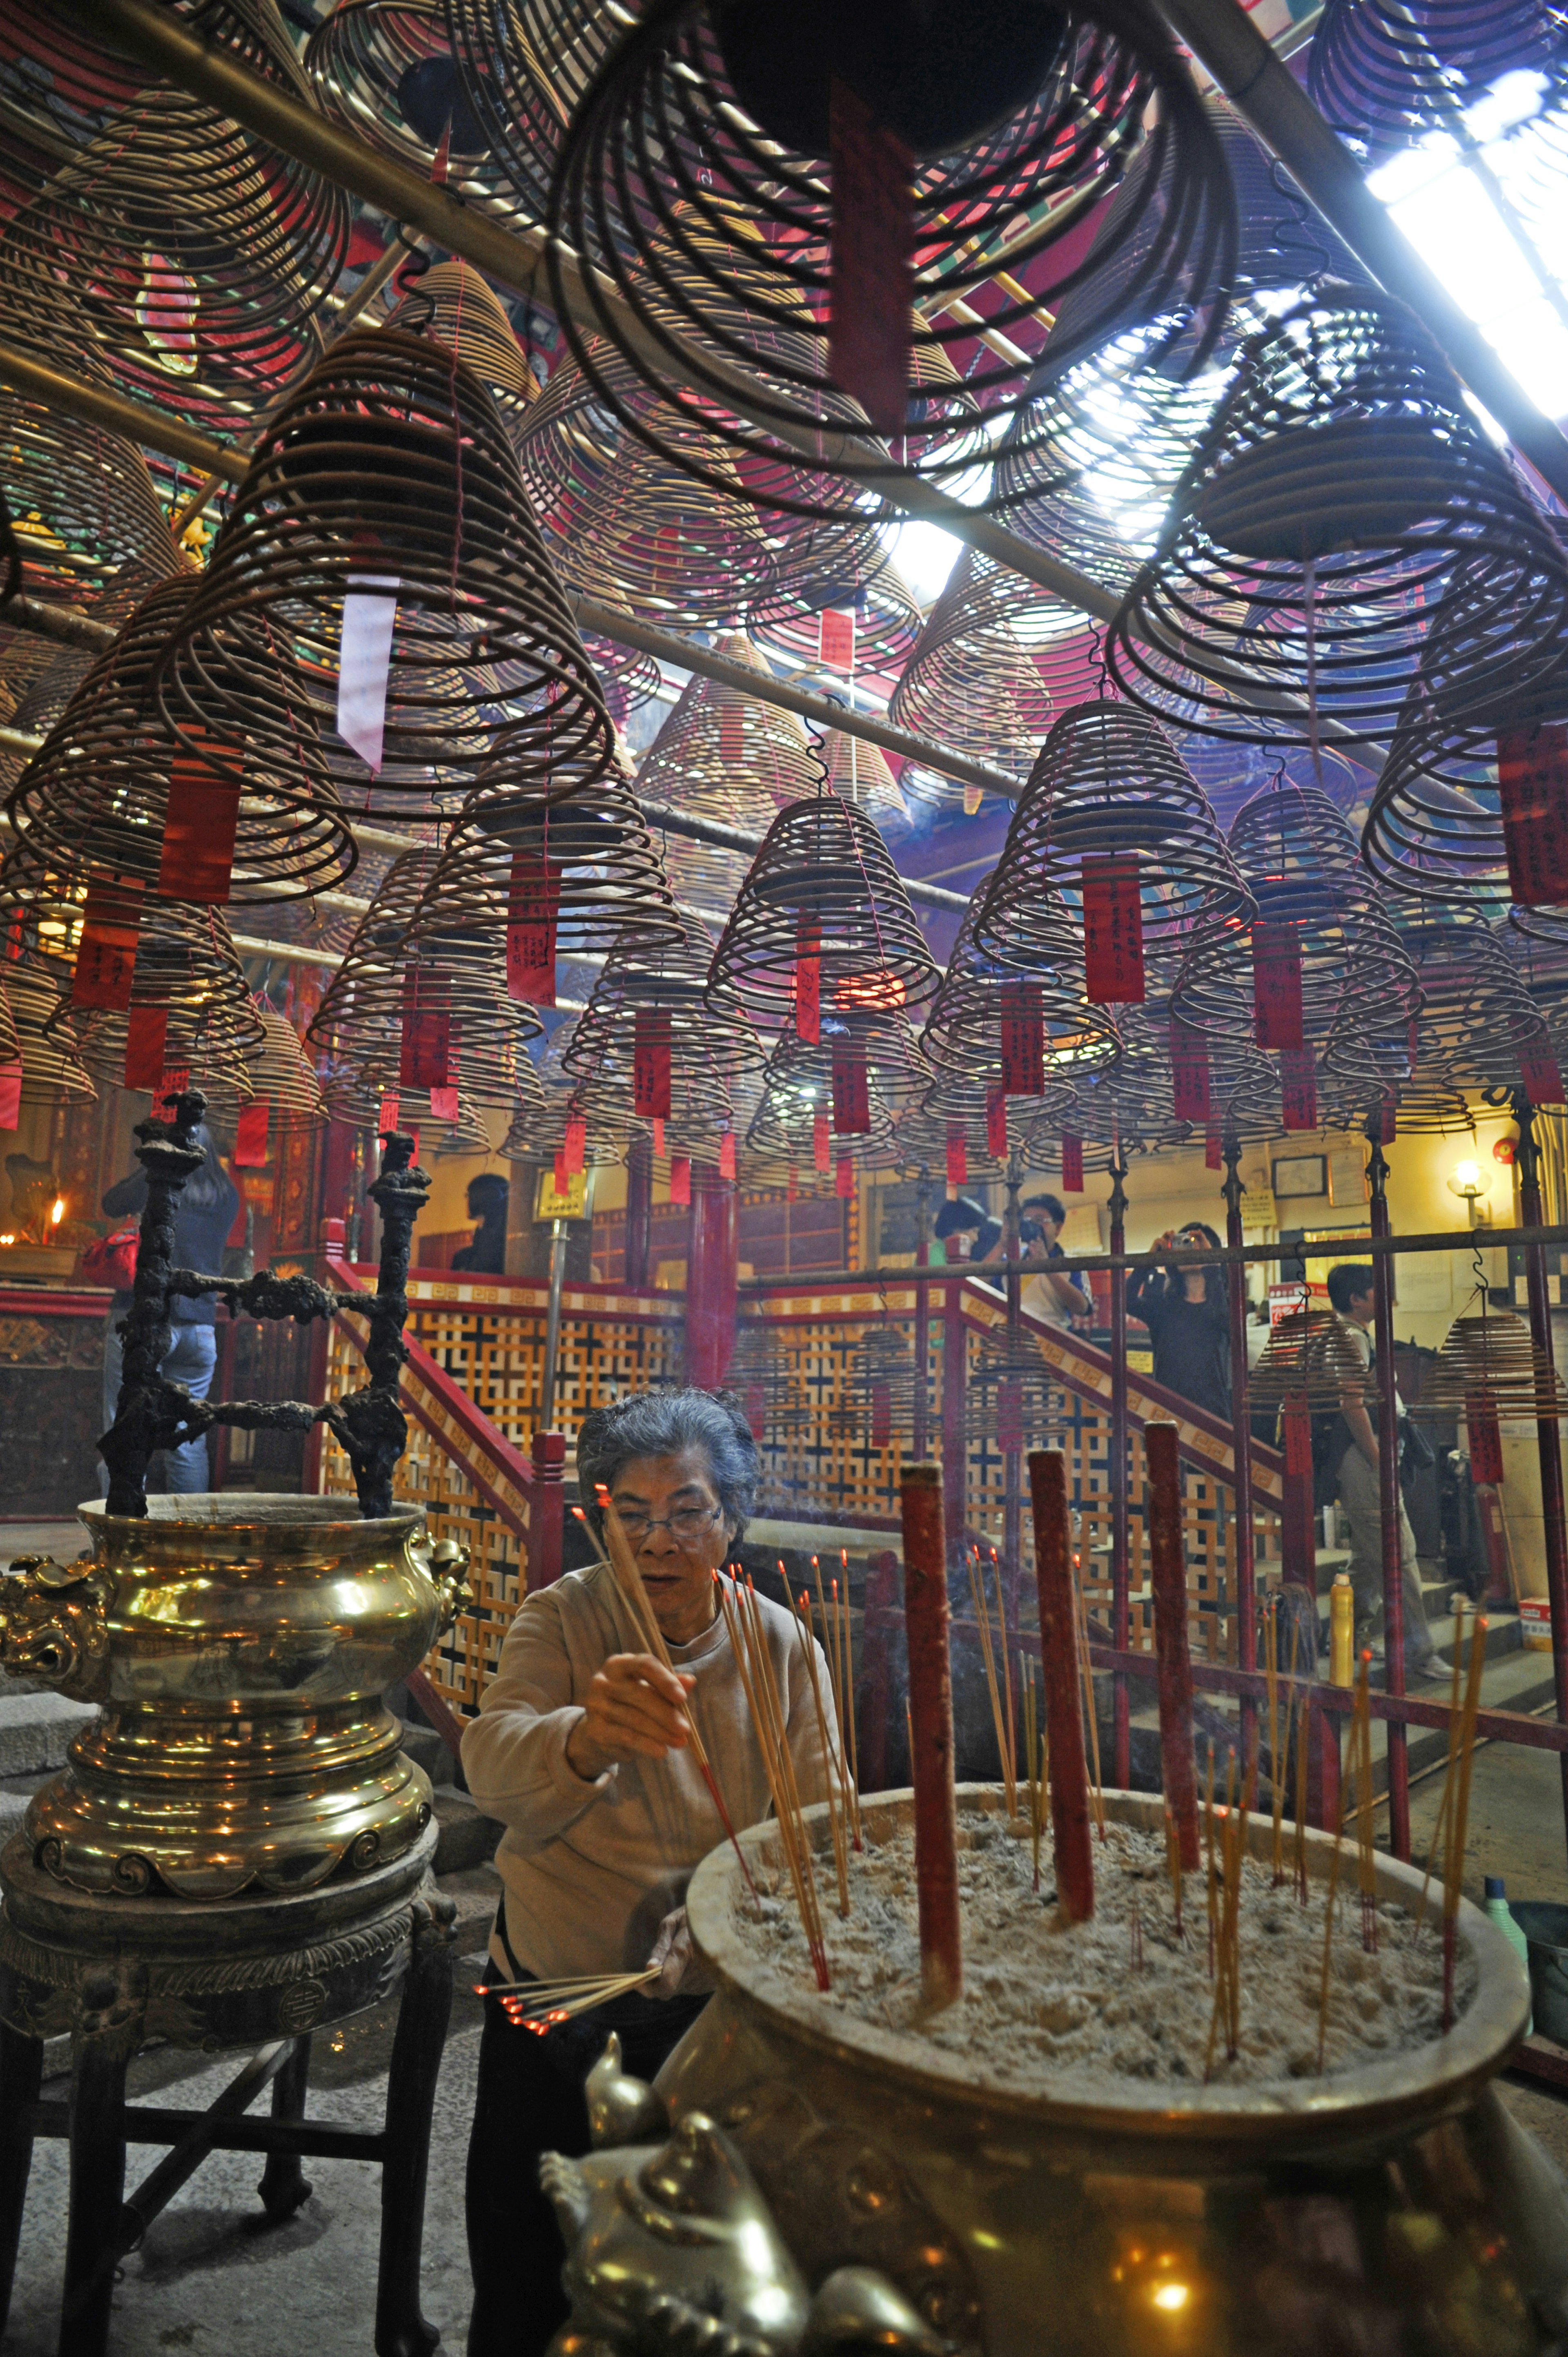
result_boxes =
[1108,1153,1131,1788]
[940,1277,967,1572]
[686,1165,737,1389]
[528,1429,566,1592]
[1366,1119,1410,1862]
[624,1133,653,1290]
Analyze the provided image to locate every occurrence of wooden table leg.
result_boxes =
[374,1893,455,2357]
[0,2022,42,2338]
[257,2036,314,2222]
[59,2018,130,2357]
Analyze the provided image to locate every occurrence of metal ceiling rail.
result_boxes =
[1158,0,1568,507]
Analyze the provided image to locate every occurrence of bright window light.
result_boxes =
[1366,80,1568,425]
[878,518,964,607]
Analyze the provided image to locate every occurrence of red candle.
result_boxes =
[1028,1449,1094,1922]
[900,1465,961,2009]
[1145,1421,1199,1871]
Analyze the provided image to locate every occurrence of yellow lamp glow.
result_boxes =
[1449,1160,1483,1198]
[1152,2283,1189,2313]
[49,1197,65,1226]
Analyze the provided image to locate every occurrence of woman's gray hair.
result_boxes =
[577,1387,758,1544]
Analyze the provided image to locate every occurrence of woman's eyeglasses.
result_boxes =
[612,1504,722,1545]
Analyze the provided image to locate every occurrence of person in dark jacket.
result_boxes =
[451,1172,509,1274]
[1125,1222,1232,1423]
[99,1126,240,1494]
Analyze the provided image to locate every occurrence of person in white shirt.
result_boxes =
[1015,1192,1092,1330]
[460,1387,835,2357]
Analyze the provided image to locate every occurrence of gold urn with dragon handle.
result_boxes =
[0,1492,470,1901]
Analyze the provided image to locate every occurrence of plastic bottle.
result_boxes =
[1484,1875,1533,2032]
[1329,1572,1355,1688]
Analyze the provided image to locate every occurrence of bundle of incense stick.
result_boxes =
[591,1489,758,1903]
[967,1547,1018,1820]
[1440,1612,1488,2031]
[1071,1550,1107,1841]
[1421,1604,1469,1918]
[1205,1750,1255,2076]
[823,1553,863,1851]
[1204,1745,1218,1978]
[1165,1805,1185,1940]
[1294,1691,1312,1907]
[989,1547,1018,1812]
[481,1967,660,2031]
[1350,1651,1378,1953]
[1022,1653,1047,1892]
[1263,1599,1284,1886]
[714,1570,831,1989]
[785,1579,851,1918]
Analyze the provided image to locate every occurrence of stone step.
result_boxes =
[398,1719,457,1790]
[431,1787,503,1875]
[0,1691,98,1778]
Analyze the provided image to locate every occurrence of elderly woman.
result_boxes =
[461,1387,837,2357]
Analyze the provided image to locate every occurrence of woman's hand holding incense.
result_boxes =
[566,1652,696,1778]
[647,1905,713,1997]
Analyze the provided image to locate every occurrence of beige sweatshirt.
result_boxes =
[461,1560,837,1980]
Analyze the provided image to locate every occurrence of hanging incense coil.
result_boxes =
[893,1085,1012,1188]
[817,730,907,826]
[38,895,263,1105]
[1384,906,1557,1100]
[0,960,95,1107]
[0,5,148,201]
[974,702,1254,990]
[0,377,182,615]
[0,1,350,428]
[746,1024,908,1180]
[829,1322,924,1443]
[546,0,1236,518]
[563,908,762,1125]
[430,1097,497,1155]
[442,0,620,223]
[1308,0,1564,154]
[383,261,541,421]
[240,1005,329,1133]
[1070,1003,1205,1154]
[748,552,922,685]
[708,793,939,1038]
[307,1,522,212]
[1173,780,1419,1053]
[923,876,1121,1098]
[502,1018,628,1166]
[437,764,682,978]
[888,549,1055,798]
[728,1319,811,1442]
[1249,1306,1376,1413]
[157,328,618,814]
[1410,1303,1568,1423]
[6,574,357,910]
[307,847,543,1107]
[1106,285,1568,749]
[964,1333,1068,1447]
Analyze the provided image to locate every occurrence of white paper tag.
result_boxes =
[337,574,399,773]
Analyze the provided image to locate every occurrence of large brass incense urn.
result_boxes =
[542,1788,1568,2357]
[0,1493,468,1901]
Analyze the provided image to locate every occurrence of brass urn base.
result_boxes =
[0,1494,468,1903]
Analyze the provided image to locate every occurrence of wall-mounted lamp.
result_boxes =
[1448,1158,1490,1226]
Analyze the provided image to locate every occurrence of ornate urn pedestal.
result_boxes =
[543,1789,1568,2357]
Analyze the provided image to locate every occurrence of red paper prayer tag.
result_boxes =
[1169,1015,1211,1123]
[1498,724,1568,907]
[999,981,1044,1097]
[836,1155,854,1198]
[234,1098,270,1166]
[1283,1399,1313,1477]
[378,1094,400,1134]
[158,747,239,905]
[828,78,912,437]
[158,1067,190,1102]
[123,1003,168,1090]
[1205,1127,1223,1171]
[400,970,451,1089]
[997,1379,1024,1456]
[813,1112,831,1174]
[1252,923,1304,1050]
[831,1044,870,1134]
[1081,856,1145,1005]
[820,608,855,673]
[1279,1048,1317,1132]
[1375,1090,1398,1144]
[669,1156,691,1208]
[986,1085,1007,1158]
[632,1008,672,1120]
[870,1380,892,1450]
[554,1150,568,1195]
[719,1131,737,1181]
[5,916,23,961]
[795,918,821,1045]
[945,1128,966,1186]
[72,874,141,1012]
[428,1086,459,1122]
[786,1165,799,1202]
[1466,1391,1505,1484]
[1061,1133,1083,1194]
[1521,1046,1566,1106]
[564,1115,586,1176]
[0,1061,20,1130]
[506,852,561,1008]
[406,1128,419,1164]
[652,1117,665,1159]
